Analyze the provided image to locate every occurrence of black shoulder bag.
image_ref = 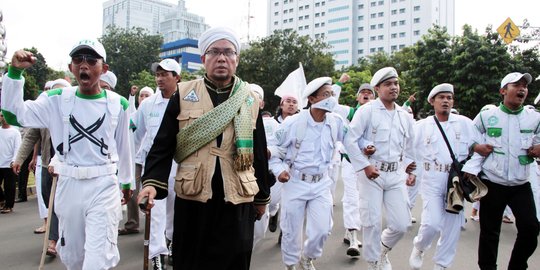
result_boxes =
[433,117,477,210]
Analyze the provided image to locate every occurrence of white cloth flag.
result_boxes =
[274,63,307,108]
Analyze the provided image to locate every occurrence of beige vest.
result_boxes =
[175,79,260,204]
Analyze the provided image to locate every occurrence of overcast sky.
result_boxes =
[2,0,539,71]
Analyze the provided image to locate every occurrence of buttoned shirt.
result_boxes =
[344,98,416,172]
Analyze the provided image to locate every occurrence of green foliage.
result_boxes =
[23,47,48,99]
[237,30,335,112]
[332,70,372,107]
[101,26,162,98]
[129,70,156,91]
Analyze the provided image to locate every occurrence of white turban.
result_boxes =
[139,86,154,96]
[198,27,241,55]
[100,71,117,89]
[51,79,71,88]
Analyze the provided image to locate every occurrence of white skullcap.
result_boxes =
[51,79,71,88]
[250,84,264,100]
[139,86,154,96]
[427,83,454,102]
[303,77,332,100]
[357,83,375,95]
[69,38,106,61]
[198,27,241,55]
[100,71,117,89]
[370,67,398,87]
[500,72,532,88]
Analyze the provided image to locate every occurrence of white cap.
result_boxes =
[370,67,398,87]
[151,59,181,75]
[198,27,241,55]
[427,83,454,102]
[357,83,375,95]
[139,86,154,96]
[250,84,264,100]
[100,71,117,89]
[303,77,332,100]
[51,79,71,88]
[500,72,532,88]
[69,38,106,61]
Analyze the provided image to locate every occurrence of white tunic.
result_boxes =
[0,126,21,168]
[1,75,133,186]
[462,105,540,186]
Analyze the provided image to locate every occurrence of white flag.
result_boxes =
[274,63,307,108]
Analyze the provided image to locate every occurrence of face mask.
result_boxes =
[312,96,337,112]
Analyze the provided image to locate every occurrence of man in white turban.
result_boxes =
[138,26,271,270]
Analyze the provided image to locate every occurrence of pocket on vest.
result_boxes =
[237,170,259,197]
[175,162,203,196]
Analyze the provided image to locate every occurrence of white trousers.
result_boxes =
[253,205,269,248]
[269,181,283,217]
[280,176,333,266]
[341,159,361,230]
[148,162,177,258]
[414,170,464,268]
[55,174,122,270]
[358,170,411,262]
[407,171,420,210]
[35,157,48,219]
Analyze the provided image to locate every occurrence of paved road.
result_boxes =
[1,179,538,269]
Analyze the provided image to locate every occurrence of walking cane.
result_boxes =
[139,196,150,270]
[39,175,58,270]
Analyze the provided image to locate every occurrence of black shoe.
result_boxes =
[269,212,279,232]
[15,198,27,203]
[167,239,173,266]
[151,254,166,270]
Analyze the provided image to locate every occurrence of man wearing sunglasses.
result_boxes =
[1,38,133,270]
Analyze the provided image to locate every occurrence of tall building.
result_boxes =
[160,0,210,43]
[267,0,455,69]
[103,0,211,72]
[102,0,176,34]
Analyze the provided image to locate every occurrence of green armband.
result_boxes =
[121,183,131,190]
[335,82,343,87]
[8,66,24,80]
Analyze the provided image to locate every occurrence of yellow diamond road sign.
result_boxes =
[497,17,520,44]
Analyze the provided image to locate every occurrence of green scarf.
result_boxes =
[174,76,255,171]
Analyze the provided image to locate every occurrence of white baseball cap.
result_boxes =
[69,38,107,61]
[151,59,181,75]
[500,72,532,88]
[139,86,154,96]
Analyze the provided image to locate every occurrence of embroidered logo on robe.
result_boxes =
[183,90,199,102]
[487,116,498,126]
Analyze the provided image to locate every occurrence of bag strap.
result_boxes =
[433,116,460,169]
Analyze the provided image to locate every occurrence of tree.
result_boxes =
[101,26,162,97]
[236,30,335,112]
[22,47,48,100]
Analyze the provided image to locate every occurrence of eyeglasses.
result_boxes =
[205,49,237,58]
[71,54,100,66]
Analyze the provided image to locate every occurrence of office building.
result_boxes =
[267,0,455,69]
